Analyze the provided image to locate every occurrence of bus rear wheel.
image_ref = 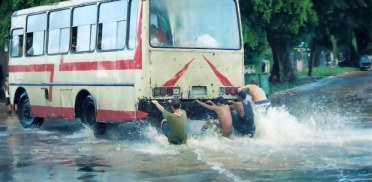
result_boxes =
[17,93,44,128]
[80,95,106,135]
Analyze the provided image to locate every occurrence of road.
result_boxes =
[271,71,372,120]
[1,71,371,181]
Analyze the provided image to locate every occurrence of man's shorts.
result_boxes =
[255,99,271,114]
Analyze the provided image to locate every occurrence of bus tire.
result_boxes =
[17,93,44,128]
[81,95,106,136]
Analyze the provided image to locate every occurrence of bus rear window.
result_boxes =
[149,0,241,50]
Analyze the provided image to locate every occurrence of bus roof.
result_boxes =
[12,0,103,17]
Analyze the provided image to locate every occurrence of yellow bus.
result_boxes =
[9,0,244,134]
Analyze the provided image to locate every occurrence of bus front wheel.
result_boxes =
[17,93,44,128]
[81,95,106,135]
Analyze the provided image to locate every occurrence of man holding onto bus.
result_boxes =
[227,91,256,137]
[151,99,187,145]
[238,81,271,115]
[195,97,233,137]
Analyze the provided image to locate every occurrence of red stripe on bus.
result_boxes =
[97,110,148,121]
[31,105,148,121]
[203,56,233,86]
[9,64,55,101]
[134,1,143,69]
[59,56,137,71]
[163,58,195,87]
[31,106,75,119]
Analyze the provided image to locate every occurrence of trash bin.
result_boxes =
[259,73,270,95]
[244,73,259,85]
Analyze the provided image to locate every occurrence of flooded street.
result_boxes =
[1,72,372,182]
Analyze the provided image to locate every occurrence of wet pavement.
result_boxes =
[271,71,372,120]
[1,71,372,182]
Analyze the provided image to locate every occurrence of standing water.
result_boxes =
[1,72,372,181]
[1,105,371,182]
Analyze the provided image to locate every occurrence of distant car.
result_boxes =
[359,55,372,70]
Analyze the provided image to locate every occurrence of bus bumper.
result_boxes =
[138,99,216,120]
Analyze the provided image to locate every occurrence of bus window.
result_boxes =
[10,29,24,57]
[48,9,70,54]
[149,0,240,49]
[128,0,139,49]
[98,1,127,51]
[72,5,97,52]
[26,13,47,56]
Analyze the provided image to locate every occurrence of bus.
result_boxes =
[8,0,244,134]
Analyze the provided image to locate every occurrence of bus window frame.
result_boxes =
[96,0,128,53]
[70,3,98,54]
[25,12,47,57]
[46,8,71,56]
[10,28,24,58]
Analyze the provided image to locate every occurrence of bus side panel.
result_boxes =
[9,0,147,122]
[55,52,139,122]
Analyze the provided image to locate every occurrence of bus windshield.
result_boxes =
[149,0,241,50]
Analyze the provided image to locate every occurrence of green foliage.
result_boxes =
[310,0,372,67]
[0,0,62,46]
[239,0,318,50]
[255,0,317,82]
[296,66,358,77]
[240,0,371,82]
[0,0,12,45]
[262,0,317,46]
[239,0,269,66]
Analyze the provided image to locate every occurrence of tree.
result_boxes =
[311,0,372,69]
[0,0,61,46]
[0,0,12,46]
[240,0,317,82]
[352,0,372,57]
[239,0,269,67]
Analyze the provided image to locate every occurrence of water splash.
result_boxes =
[184,105,372,180]
[141,124,169,146]
[65,125,99,144]
[132,125,180,155]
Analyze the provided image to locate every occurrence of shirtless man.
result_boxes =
[195,97,232,137]
[238,80,271,114]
